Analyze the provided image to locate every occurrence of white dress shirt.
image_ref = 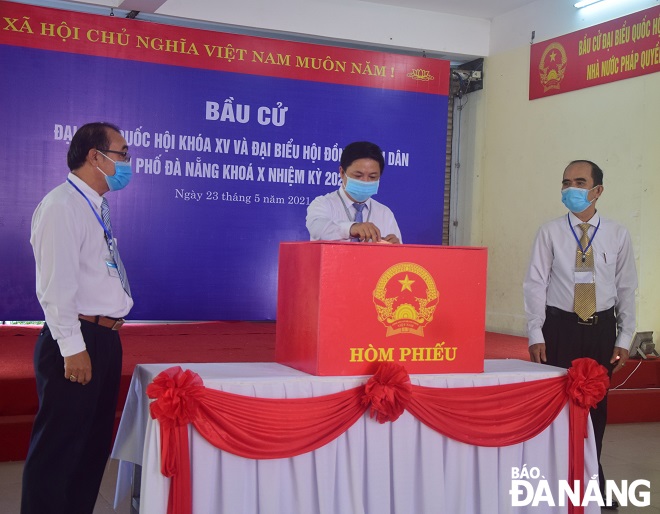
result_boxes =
[523,211,637,349]
[30,173,133,357]
[306,187,402,242]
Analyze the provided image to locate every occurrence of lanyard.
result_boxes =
[567,213,600,263]
[67,179,113,243]
[336,190,372,223]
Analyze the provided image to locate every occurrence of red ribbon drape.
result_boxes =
[565,358,610,514]
[146,359,609,514]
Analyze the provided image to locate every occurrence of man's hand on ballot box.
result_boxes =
[350,222,400,244]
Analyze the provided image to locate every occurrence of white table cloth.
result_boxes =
[111,360,599,514]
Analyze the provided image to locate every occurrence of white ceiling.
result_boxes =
[43,0,551,61]
[114,0,542,21]
[360,0,540,20]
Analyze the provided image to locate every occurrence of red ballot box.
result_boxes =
[276,242,487,376]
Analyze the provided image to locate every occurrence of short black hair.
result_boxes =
[340,141,385,175]
[569,159,603,186]
[67,122,122,171]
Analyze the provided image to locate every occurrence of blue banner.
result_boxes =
[0,2,449,320]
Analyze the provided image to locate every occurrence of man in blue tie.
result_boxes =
[306,141,402,243]
[23,122,134,514]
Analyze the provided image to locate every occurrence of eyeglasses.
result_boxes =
[98,149,131,163]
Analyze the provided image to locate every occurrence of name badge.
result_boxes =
[106,258,119,278]
[574,270,594,284]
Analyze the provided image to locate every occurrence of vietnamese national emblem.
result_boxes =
[539,42,567,92]
[373,262,439,337]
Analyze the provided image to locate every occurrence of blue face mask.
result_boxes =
[97,152,132,191]
[561,186,596,213]
[344,176,379,203]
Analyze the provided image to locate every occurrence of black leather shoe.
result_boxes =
[602,499,619,510]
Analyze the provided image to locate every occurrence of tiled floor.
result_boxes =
[600,423,660,513]
[0,458,130,514]
[1,423,658,513]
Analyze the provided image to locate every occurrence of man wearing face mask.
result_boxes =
[22,122,134,514]
[523,160,637,509]
[306,141,402,243]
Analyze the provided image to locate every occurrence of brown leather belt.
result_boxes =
[79,314,125,330]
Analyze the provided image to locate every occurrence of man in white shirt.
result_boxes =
[22,122,134,514]
[306,141,402,243]
[523,159,637,510]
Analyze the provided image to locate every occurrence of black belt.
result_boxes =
[546,306,615,326]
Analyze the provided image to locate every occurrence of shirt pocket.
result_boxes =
[596,252,617,283]
[597,251,615,265]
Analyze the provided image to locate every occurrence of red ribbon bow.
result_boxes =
[147,366,204,427]
[565,357,610,514]
[362,363,413,423]
[146,366,204,514]
[566,357,609,410]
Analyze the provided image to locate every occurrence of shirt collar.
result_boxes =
[67,172,103,209]
[337,186,371,211]
[568,210,600,228]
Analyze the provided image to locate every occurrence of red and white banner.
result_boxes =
[529,5,660,99]
[147,359,609,514]
[0,1,448,94]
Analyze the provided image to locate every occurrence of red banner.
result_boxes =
[529,5,660,99]
[0,0,448,94]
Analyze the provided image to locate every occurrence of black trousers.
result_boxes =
[542,306,616,492]
[21,320,122,514]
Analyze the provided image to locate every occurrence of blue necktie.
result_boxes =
[101,198,131,297]
[351,203,366,242]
